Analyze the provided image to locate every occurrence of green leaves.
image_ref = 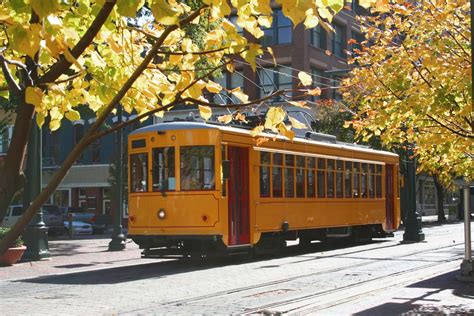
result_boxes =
[31,0,59,18]
[150,0,181,25]
[7,24,41,58]
[117,0,145,17]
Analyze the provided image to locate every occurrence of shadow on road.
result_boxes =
[16,239,388,285]
[353,270,474,316]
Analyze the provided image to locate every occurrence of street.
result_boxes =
[0,222,473,315]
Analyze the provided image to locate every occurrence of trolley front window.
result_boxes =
[130,153,148,192]
[180,146,215,190]
[152,147,175,191]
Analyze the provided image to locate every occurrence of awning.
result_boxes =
[42,164,112,189]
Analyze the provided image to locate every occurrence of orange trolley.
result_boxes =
[127,121,400,257]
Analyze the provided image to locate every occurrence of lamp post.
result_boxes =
[108,105,126,251]
[22,118,50,261]
[402,145,425,243]
[455,178,473,281]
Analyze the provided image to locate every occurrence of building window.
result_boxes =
[73,122,84,163]
[258,66,293,101]
[330,76,342,101]
[332,24,345,58]
[351,0,365,15]
[311,68,324,101]
[0,125,11,154]
[261,10,292,46]
[152,147,176,191]
[351,31,365,55]
[213,71,244,104]
[229,15,243,35]
[310,25,326,49]
[90,138,101,163]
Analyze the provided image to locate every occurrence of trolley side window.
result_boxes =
[368,164,376,198]
[152,147,176,191]
[180,146,215,191]
[361,163,368,198]
[307,157,316,198]
[296,156,305,198]
[260,152,271,197]
[285,154,295,198]
[336,160,344,198]
[376,164,382,198]
[353,162,360,197]
[130,153,148,192]
[327,159,335,198]
[344,161,352,198]
[272,153,283,197]
[317,158,326,198]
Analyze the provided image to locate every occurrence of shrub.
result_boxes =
[0,227,24,248]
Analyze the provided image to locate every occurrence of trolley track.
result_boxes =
[122,240,464,314]
[243,253,463,314]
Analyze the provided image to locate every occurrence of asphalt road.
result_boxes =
[0,222,473,315]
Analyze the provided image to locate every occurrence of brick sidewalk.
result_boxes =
[0,235,157,281]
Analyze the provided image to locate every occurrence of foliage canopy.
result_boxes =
[343,0,473,183]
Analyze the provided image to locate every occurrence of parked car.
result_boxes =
[64,220,93,235]
[1,204,65,236]
[42,204,66,236]
[61,207,111,234]
[0,205,23,228]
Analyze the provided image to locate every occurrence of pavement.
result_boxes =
[0,217,473,315]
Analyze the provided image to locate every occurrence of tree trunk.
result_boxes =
[0,2,117,222]
[0,9,201,254]
[0,95,34,222]
[433,175,446,222]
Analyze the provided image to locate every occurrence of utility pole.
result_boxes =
[108,105,126,251]
[22,119,50,261]
[402,145,425,243]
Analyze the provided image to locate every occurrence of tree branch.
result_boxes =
[0,5,209,256]
[53,72,83,85]
[0,55,21,94]
[155,47,230,56]
[427,114,474,139]
[182,89,286,108]
[39,0,117,84]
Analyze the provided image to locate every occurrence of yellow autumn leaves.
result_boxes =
[343,0,472,181]
[0,0,344,134]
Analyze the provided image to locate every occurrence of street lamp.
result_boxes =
[108,104,126,251]
[455,177,473,281]
[402,145,425,243]
[22,117,50,261]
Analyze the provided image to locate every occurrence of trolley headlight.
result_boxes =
[157,208,166,219]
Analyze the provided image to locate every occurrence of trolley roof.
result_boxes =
[131,121,398,158]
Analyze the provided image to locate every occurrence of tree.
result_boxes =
[0,0,349,254]
[343,0,473,185]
